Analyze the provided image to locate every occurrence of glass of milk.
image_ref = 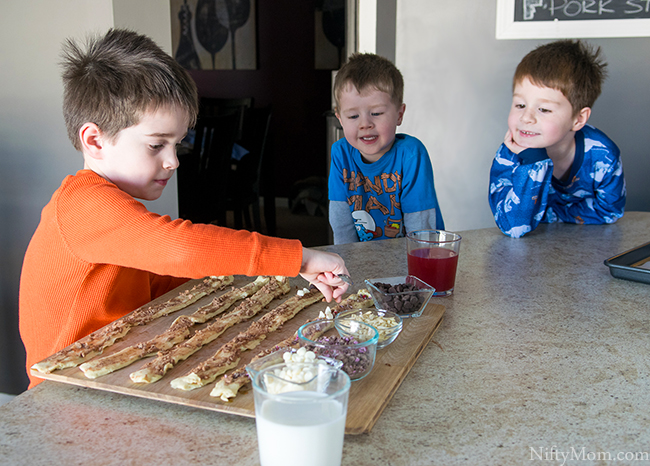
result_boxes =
[249,361,351,466]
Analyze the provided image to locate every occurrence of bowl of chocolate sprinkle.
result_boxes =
[297,319,377,381]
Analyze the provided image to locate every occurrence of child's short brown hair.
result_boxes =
[333,53,404,111]
[61,28,198,151]
[513,39,607,114]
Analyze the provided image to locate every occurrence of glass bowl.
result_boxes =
[297,319,377,381]
[364,275,435,318]
[246,346,343,379]
[245,347,344,395]
[335,309,403,349]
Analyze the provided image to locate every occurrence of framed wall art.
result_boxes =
[315,0,346,70]
[171,0,258,70]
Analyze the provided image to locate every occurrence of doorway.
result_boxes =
[178,1,346,245]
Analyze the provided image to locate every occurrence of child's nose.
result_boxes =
[359,114,373,129]
[164,150,180,170]
[521,108,536,123]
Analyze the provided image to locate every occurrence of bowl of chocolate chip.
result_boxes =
[365,276,435,318]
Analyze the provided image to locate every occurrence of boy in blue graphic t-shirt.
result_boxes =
[328,53,444,244]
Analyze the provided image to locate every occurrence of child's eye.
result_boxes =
[371,112,384,117]
[149,144,164,151]
[514,103,525,109]
[347,114,359,120]
[539,108,551,113]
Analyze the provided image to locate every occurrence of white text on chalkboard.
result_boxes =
[517,0,650,22]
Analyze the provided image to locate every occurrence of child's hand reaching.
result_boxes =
[300,248,350,303]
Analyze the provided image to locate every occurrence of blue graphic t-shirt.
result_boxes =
[489,124,626,238]
[328,134,444,242]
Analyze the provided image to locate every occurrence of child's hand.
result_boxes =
[300,248,350,303]
[503,129,526,154]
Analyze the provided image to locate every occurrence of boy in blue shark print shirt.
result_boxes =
[328,53,444,244]
[489,40,625,238]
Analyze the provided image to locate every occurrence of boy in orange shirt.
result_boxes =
[19,29,349,388]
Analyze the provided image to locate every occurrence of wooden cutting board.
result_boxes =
[32,276,445,435]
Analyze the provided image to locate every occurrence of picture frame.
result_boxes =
[496,0,650,39]
[171,0,258,70]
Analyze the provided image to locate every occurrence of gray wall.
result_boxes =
[397,1,650,231]
[0,0,174,394]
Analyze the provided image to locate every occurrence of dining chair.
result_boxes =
[223,105,273,233]
[198,97,253,141]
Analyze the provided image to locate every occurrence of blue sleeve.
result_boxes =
[327,140,358,242]
[328,140,349,202]
[488,144,553,238]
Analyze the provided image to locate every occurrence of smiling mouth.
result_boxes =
[519,130,539,136]
[360,135,378,142]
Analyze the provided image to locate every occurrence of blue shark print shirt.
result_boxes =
[489,124,626,238]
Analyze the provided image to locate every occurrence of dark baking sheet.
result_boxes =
[604,241,650,284]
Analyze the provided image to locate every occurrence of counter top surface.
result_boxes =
[2,212,650,465]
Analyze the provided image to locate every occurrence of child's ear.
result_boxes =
[79,122,105,160]
[572,107,591,132]
[396,103,406,126]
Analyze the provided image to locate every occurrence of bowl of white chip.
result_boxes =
[335,308,403,349]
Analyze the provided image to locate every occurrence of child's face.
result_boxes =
[508,77,582,155]
[90,106,188,201]
[336,84,405,163]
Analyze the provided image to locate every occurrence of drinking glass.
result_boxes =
[249,361,351,466]
[406,230,462,296]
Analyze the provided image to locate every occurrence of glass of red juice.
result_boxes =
[406,230,462,296]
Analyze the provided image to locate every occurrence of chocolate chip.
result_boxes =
[372,282,426,315]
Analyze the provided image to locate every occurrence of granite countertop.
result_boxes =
[2,212,650,465]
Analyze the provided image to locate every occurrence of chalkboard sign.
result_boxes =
[497,0,650,38]
[515,0,650,22]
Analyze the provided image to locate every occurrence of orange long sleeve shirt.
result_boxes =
[19,170,302,387]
